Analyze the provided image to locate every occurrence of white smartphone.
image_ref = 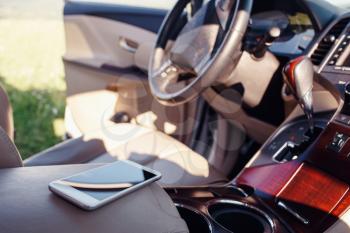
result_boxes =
[49,160,161,210]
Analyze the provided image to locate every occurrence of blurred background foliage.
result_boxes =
[0,0,65,159]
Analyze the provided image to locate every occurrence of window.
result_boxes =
[324,0,350,8]
[67,0,177,10]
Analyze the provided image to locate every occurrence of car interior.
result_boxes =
[1,0,350,232]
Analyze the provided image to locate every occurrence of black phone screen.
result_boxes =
[61,161,158,201]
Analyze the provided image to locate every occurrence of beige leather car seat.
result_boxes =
[0,85,227,186]
[0,85,14,140]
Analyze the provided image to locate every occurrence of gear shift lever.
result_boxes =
[283,56,315,133]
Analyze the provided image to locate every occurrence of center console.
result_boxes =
[167,186,289,233]
[167,110,347,233]
[232,109,350,233]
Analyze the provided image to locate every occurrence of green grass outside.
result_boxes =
[0,1,66,159]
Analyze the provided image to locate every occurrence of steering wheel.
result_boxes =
[149,0,253,106]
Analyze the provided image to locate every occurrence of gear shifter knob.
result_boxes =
[283,56,315,132]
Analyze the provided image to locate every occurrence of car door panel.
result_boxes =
[64,15,156,71]
[63,0,197,145]
[64,1,167,33]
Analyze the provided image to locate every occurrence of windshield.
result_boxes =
[324,0,350,8]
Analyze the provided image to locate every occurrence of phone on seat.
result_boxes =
[49,160,161,210]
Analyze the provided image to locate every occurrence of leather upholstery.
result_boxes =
[89,129,227,186]
[25,123,151,165]
[25,123,227,186]
[0,85,14,140]
[0,127,22,168]
[0,85,22,168]
[25,136,107,166]
[0,164,189,233]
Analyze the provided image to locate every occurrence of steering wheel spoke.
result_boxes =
[153,60,180,81]
[149,0,252,105]
[193,53,211,75]
[154,59,197,80]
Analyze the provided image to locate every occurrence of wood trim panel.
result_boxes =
[276,164,349,228]
[235,116,350,232]
[277,164,348,216]
[235,162,350,232]
[235,161,301,197]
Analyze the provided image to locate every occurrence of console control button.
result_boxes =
[327,132,349,153]
[329,60,336,65]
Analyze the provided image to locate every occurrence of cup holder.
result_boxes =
[176,204,211,233]
[208,201,274,233]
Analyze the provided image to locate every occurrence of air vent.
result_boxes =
[311,18,350,66]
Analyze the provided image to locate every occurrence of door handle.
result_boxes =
[119,37,138,53]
